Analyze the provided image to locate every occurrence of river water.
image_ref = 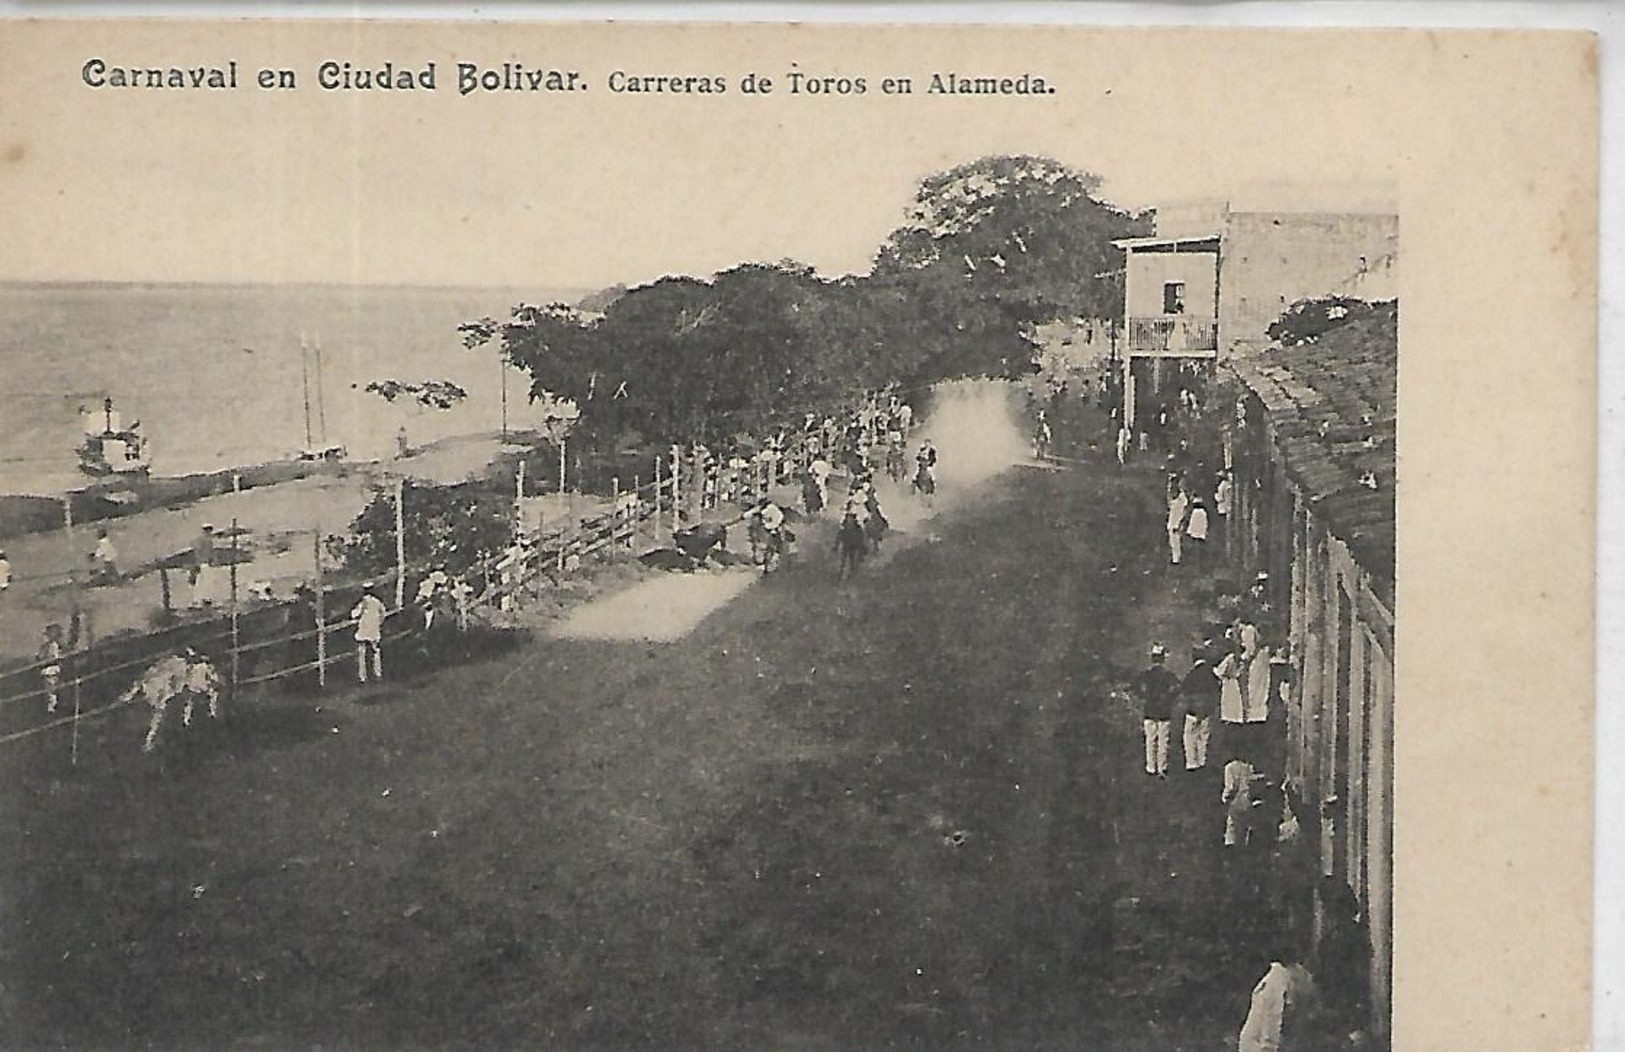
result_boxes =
[0,282,581,496]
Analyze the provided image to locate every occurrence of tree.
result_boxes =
[466,266,846,450]
[364,379,470,410]
[1266,296,1387,348]
[342,479,510,578]
[463,155,1146,445]
[872,154,1147,380]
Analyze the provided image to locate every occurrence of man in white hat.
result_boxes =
[1136,642,1180,777]
[1166,484,1190,565]
[351,581,387,683]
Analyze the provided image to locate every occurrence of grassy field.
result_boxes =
[0,398,1279,1049]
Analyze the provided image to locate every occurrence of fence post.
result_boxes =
[393,475,406,609]
[515,458,526,531]
[70,664,81,767]
[632,473,640,550]
[568,478,579,573]
[655,455,665,539]
[694,445,707,513]
[669,445,682,526]
[314,526,327,689]
[229,516,241,689]
[611,476,621,552]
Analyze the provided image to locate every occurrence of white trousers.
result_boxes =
[1167,527,1183,564]
[1225,797,1256,847]
[356,639,383,682]
[1183,714,1210,769]
[1143,718,1171,775]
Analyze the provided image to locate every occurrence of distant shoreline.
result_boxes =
[0,457,350,541]
[0,428,534,542]
[0,279,598,298]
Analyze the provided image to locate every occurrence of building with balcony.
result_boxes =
[1112,195,1397,431]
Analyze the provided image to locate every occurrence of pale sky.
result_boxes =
[0,21,1416,290]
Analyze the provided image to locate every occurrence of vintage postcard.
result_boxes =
[0,17,1596,1051]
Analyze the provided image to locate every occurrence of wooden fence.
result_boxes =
[0,399,905,761]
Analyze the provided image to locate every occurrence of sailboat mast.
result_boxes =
[313,337,329,447]
[300,335,315,451]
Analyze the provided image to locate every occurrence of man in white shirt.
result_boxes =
[1238,950,1322,1051]
[1166,486,1190,565]
[808,456,833,510]
[91,529,118,581]
[1222,757,1262,847]
[1215,470,1234,558]
[415,568,449,629]
[1185,495,1210,570]
[351,582,387,682]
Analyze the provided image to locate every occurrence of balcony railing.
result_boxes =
[1127,315,1218,353]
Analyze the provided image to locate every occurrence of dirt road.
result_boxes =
[0,391,1270,1048]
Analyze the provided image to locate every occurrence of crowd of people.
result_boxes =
[1097,375,1371,1051]
[782,389,938,580]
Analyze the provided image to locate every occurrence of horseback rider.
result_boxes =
[757,497,788,572]
[835,509,867,579]
[1033,409,1053,459]
[863,486,889,555]
[914,439,938,497]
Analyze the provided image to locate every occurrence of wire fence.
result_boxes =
[0,388,921,761]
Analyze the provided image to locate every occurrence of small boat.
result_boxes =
[78,397,151,478]
[297,444,348,463]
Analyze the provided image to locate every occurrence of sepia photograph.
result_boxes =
[0,16,1596,1050]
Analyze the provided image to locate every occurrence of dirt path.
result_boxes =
[0,395,1270,1049]
[550,568,761,642]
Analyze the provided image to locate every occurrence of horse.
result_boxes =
[885,441,907,483]
[801,471,825,514]
[117,651,223,753]
[761,525,794,573]
[863,493,889,554]
[1032,420,1054,460]
[913,461,936,502]
[835,512,868,579]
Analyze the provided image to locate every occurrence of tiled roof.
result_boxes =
[1229,301,1397,604]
